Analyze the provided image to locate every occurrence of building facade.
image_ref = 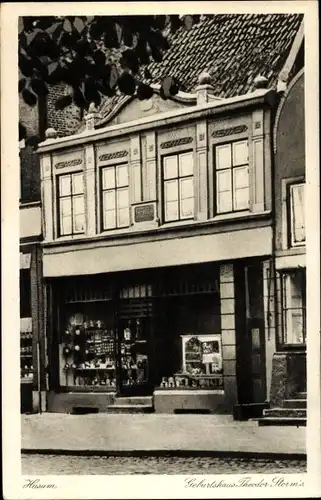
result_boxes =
[37,77,278,414]
[19,144,45,413]
[270,68,306,406]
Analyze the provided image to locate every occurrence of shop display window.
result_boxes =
[118,318,149,389]
[158,334,223,389]
[20,317,33,380]
[60,308,116,388]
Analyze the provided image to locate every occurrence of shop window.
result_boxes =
[214,140,249,214]
[101,164,129,230]
[59,304,117,389]
[163,152,194,222]
[58,172,85,236]
[20,271,33,380]
[155,293,223,390]
[289,183,305,246]
[281,270,306,345]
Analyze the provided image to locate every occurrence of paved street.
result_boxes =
[21,413,306,456]
[21,454,306,475]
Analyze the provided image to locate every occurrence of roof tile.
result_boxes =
[97,13,303,126]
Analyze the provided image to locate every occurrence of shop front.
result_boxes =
[45,257,270,414]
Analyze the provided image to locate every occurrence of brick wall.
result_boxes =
[47,84,83,137]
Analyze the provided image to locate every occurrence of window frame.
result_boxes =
[162,150,195,223]
[288,182,305,248]
[100,163,130,231]
[214,140,250,215]
[280,269,306,346]
[57,171,85,237]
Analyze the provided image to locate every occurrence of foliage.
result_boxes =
[19,15,201,142]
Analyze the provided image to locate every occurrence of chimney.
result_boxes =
[196,71,216,105]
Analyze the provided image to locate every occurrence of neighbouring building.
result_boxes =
[19,141,44,413]
[270,66,306,407]
[28,13,305,415]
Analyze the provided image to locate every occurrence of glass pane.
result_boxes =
[165,180,178,202]
[117,188,129,209]
[74,214,85,233]
[165,201,179,221]
[291,184,305,243]
[179,152,193,177]
[234,187,249,210]
[216,170,231,193]
[117,208,129,227]
[61,216,72,235]
[104,210,116,229]
[72,173,84,194]
[217,191,232,213]
[60,197,71,217]
[73,195,84,216]
[59,175,71,196]
[164,156,178,180]
[116,165,129,187]
[233,141,248,166]
[102,167,115,190]
[103,190,116,211]
[181,197,194,218]
[216,144,231,170]
[233,166,249,189]
[291,311,304,343]
[180,177,194,199]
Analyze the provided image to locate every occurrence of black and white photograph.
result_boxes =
[1,1,320,498]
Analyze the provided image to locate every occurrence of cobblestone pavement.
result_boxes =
[21,454,307,475]
[22,413,306,455]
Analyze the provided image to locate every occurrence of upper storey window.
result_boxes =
[101,164,130,230]
[290,183,305,246]
[58,172,85,236]
[214,140,249,214]
[163,152,194,222]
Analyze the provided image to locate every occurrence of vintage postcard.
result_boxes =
[1,1,320,498]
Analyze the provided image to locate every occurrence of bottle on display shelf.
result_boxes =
[63,346,71,356]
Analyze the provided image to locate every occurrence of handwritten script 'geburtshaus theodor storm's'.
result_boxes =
[184,476,305,489]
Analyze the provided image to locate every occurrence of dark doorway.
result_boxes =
[235,261,266,404]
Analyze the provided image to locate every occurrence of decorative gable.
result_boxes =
[98,90,196,128]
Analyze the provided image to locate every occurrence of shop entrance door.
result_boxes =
[235,262,266,404]
[245,263,266,403]
[116,300,154,396]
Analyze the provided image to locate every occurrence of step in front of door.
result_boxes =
[106,404,154,414]
[292,392,307,399]
[263,408,307,418]
[257,416,306,427]
[113,396,153,406]
[283,398,307,409]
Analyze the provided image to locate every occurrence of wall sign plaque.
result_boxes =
[134,204,155,223]
[212,125,248,138]
[98,150,128,162]
[55,158,82,169]
[160,137,193,149]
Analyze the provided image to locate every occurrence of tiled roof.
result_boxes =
[97,13,303,126]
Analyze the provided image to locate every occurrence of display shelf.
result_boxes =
[74,367,116,371]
